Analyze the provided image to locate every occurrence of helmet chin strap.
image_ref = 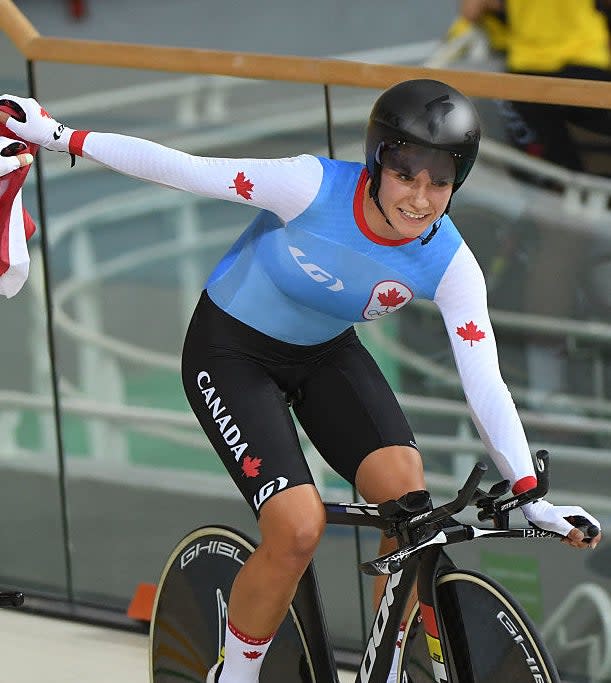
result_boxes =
[372,191,396,230]
[418,218,442,245]
[419,196,452,244]
[369,180,445,246]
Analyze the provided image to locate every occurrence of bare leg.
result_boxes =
[355,446,425,619]
[227,483,326,637]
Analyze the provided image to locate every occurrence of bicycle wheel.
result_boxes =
[149,525,315,683]
[399,569,560,683]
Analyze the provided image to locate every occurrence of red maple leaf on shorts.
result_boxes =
[230,171,254,200]
[456,321,486,346]
[242,455,262,478]
[378,288,407,307]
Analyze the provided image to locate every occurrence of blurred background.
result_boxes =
[1,0,611,681]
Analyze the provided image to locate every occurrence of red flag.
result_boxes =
[0,102,38,298]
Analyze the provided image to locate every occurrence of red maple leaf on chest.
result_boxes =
[456,321,486,346]
[230,171,254,200]
[242,455,262,478]
[377,288,407,307]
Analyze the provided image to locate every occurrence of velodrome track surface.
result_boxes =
[0,608,356,683]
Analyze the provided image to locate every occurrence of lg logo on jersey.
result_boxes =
[288,246,344,291]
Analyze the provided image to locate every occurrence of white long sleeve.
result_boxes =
[434,242,536,486]
[80,132,324,223]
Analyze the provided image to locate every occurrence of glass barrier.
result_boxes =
[28,63,368,646]
[0,34,68,598]
[330,84,611,679]
[1,32,611,678]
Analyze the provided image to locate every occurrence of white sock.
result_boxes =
[387,621,407,683]
[218,620,274,683]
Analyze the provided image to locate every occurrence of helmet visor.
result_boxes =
[379,142,457,185]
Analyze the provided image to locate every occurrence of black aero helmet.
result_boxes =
[366,79,481,198]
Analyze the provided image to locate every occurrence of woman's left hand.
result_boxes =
[0,135,33,177]
[0,94,72,152]
[522,499,602,549]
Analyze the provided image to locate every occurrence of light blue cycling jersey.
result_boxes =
[76,134,538,487]
[206,158,462,345]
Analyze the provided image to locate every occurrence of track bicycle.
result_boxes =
[149,450,598,682]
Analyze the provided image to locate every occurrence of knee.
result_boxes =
[356,445,425,503]
[262,507,325,569]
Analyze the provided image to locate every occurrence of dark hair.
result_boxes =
[366,79,481,199]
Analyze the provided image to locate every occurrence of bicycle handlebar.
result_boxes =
[359,449,598,576]
[480,449,550,520]
[402,461,488,531]
[399,450,549,534]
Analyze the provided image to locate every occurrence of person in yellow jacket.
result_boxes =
[447,1,611,408]
[449,0,611,172]
[447,0,509,54]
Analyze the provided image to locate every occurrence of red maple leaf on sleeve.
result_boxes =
[377,288,407,308]
[456,321,486,346]
[242,455,262,478]
[243,650,263,659]
[230,171,254,200]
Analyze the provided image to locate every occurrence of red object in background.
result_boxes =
[68,0,87,20]
[127,583,157,622]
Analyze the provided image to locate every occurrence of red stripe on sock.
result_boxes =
[228,620,274,646]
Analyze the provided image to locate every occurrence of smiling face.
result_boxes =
[365,143,455,241]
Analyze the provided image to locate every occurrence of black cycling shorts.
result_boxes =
[181,291,417,515]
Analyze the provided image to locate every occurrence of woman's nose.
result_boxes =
[409,178,430,207]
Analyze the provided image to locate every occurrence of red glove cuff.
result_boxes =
[68,130,90,156]
[512,475,537,495]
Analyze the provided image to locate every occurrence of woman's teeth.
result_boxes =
[400,208,426,219]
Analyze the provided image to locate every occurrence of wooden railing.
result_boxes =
[1,0,611,108]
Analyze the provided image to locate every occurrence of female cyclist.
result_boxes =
[0,79,601,683]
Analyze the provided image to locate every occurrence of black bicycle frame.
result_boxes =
[324,498,560,683]
[325,501,419,683]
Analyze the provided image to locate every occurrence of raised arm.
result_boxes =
[0,95,323,223]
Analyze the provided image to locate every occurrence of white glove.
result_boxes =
[522,499,600,539]
[0,136,33,177]
[0,94,74,153]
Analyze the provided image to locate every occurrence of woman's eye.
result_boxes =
[397,172,414,181]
